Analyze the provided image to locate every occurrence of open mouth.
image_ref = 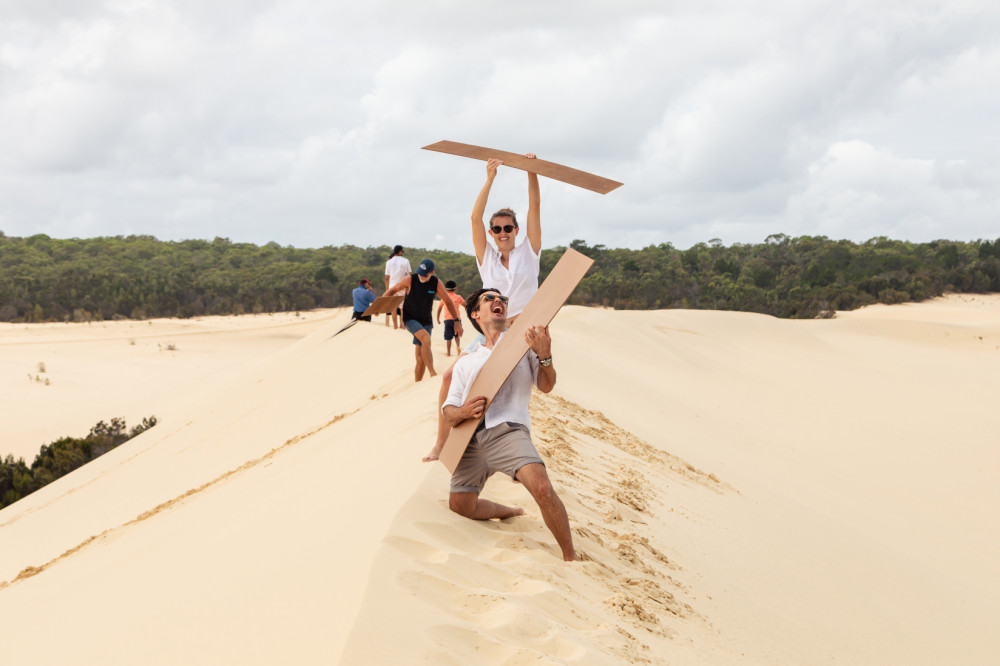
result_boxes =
[491,302,506,315]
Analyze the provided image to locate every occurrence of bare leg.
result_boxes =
[450,492,524,520]
[423,359,458,462]
[446,339,452,356]
[516,463,577,561]
[385,313,390,327]
[413,346,425,382]
[413,329,436,378]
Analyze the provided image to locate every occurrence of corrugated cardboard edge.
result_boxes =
[362,295,405,317]
[422,141,623,195]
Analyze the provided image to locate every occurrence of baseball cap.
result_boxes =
[417,259,435,276]
[444,280,456,290]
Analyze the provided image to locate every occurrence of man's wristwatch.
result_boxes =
[539,356,552,367]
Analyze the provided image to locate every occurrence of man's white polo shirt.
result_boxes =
[443,333,540,431]
[477,241,540,317]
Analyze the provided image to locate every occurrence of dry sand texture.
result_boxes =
[1,310,339,459]
[1,296,998,665]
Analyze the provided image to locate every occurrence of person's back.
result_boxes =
[384,245,411,328]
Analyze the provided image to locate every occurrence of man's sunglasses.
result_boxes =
[482,293,509,305]
[490,224,516,234]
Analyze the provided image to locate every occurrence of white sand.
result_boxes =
[1,296,997,665]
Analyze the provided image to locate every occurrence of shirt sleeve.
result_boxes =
[528,350,540,386]
[443,359,469,411]
[478,242,498,271]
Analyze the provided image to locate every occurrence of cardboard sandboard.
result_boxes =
[422,141,623,195]
[362,295,405,317]
[439,248,594,473]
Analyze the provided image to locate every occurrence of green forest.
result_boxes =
[1,417,157,510]
[1,231,999,321]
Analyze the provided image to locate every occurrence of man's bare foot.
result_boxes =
[562,549,579,562]
[422,445,443,463]
[500,506,525,519]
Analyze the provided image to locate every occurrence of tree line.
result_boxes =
[1,417,157,510]
[1,230,998,321]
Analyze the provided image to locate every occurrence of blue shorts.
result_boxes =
[404,319,433,345]
[444,319,459,341]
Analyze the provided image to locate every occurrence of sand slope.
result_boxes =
[2,297,998,665]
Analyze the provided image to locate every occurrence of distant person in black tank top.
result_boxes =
[385,258,464,382]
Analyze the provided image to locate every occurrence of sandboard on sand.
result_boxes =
[422,141,623,195]
[362,295,405,317]
[438,248,594,473]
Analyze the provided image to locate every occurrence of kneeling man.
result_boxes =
[442,287,577,561]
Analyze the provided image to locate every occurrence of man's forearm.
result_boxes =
[537,363,556,393]
[442,404,465,427]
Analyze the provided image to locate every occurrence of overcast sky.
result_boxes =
[1,0,998,252]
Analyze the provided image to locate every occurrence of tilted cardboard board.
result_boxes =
[422,141,623,195]
[439,248,595,473]
[362,295,405,317]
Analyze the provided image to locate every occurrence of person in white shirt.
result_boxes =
[443,287,576,562]
[423,154,541,463]
[470,155,542,321]
[384,245,411,329]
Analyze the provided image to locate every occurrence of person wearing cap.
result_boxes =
[351,279,376,321]
[424,153,542,463]
[384,245,411,329]
[385,259,464,382]
[442,287,576,561]
[436,280,466,356]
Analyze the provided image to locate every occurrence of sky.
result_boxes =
[1,0,998,252]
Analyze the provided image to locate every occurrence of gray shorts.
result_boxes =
[450,422,544,494]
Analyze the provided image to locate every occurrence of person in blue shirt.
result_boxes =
[352,279,377,321]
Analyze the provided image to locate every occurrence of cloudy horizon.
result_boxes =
[1,0,998,253]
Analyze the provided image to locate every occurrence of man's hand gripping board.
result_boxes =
[438,248,594,474]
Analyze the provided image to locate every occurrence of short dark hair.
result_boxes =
[489,208,518,228]
[466,287,502,334]
[390,244,404,258]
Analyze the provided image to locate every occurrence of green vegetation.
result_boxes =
[558,235,1000,318]
[1,417,157,510]
[1,232,998,321]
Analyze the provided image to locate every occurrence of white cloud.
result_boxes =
[0,0,999,251]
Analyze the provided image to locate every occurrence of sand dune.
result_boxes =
[1,297,998,664]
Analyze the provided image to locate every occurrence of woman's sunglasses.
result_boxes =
[482,293,509,304]
[490,224,516,234]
